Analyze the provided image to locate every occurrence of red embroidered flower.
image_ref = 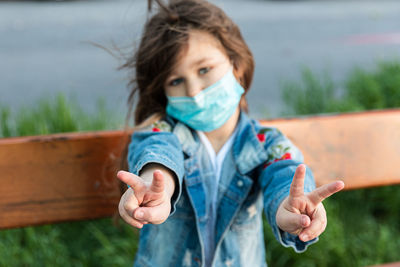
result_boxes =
[152,127,161,132]
[257,133,266,143]
[262,152,292,169]
[281,152,292,160]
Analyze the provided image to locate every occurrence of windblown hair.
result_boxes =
[119,0,255,126]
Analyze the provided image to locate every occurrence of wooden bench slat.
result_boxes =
[260,108,400,189]
[369,262,400,267]
[1,109,399,229]
[0,131,130,229]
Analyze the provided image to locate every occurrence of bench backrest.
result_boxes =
[1,109,399,229]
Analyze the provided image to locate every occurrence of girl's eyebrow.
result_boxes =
[192,57,213,67]
[168,57,217,78]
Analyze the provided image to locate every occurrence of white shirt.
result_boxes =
[196,130,237,188]
[196,127,238,266]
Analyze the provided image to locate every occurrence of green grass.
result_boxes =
[281,59,400,116]
[1,59,400,266]
[0,219,140,267]
[0,94,122,138]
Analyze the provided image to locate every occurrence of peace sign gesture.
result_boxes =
[117,164,176,229]
[276,164,345,242]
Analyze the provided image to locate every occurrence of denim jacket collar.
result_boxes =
[172,111,268,175]
[232,112,269,174]
[172,121,200,157]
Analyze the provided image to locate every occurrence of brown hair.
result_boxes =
[119,0,255,126]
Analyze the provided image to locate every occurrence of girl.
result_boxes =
[117,0,344,266]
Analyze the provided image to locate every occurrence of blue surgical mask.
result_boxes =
[166,68,244,132]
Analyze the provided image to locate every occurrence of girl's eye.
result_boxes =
[169,78,184,86]
[199,67,210,75]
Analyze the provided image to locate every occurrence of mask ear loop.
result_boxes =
[230,59,248,111]
[231,61,242,85]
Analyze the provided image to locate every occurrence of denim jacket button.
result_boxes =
[237,180,243,187]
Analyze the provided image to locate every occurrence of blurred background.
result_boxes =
[1,0,400,266]
[1,0,399,121]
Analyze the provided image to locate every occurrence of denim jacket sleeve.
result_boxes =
[127,118,185,216]
[257,127,318,252]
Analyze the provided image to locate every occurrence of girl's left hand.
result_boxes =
[276,164,345,242]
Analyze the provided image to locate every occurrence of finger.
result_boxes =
[117,170,145,192]
[122,191,139,218]
[118,200,144,229]
[119,195,149,226]
[150,170,165,193]
[289,164,306,198]
[299,203,327,242]
[133,204,170,224]
[307,180,345,206]
[123,209,149,226]
[120,210,144,228]
[276,208,311,235]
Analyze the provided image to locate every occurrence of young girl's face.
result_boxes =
[164,30,233,98]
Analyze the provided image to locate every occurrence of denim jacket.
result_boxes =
[128,111,318,267]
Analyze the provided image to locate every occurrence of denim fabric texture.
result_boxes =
[128,111,318,267]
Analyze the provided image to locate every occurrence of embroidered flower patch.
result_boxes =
[257,133,266,143]
[150,120,171,132]
[256,128,274,143]
[262,144,292,169]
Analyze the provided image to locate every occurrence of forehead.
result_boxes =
[172,30,228,71]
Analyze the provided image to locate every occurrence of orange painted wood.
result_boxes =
[0,109,399,229]
[0,130,131,229]
[369,262,400,267]
[260,109,400,190]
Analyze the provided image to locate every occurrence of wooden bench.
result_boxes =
[1,108,400,266]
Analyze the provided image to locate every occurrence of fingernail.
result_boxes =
[301,234,309,241]
[301,216,307,226]
[135,211,144,219]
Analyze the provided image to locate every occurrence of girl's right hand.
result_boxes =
[117,170,172,228]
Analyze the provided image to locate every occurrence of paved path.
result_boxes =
[1,0,399,121]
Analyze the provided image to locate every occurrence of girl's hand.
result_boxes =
[117,169,173,229]
[276,164,345,242]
